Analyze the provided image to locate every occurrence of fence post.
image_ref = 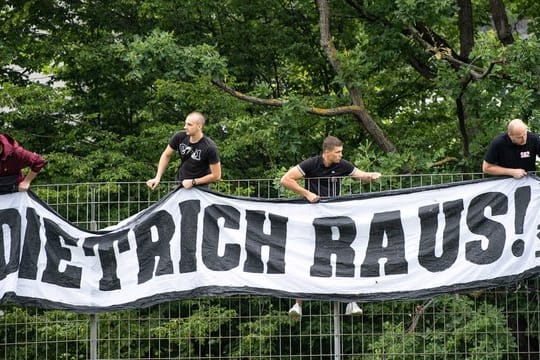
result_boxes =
[333,301,341,360]
[89,184,98,360]
[90,316,98,360]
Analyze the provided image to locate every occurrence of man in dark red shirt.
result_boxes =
[0,133,46,193]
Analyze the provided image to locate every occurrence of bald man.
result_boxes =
[482,119,540,179]
[147,111,221,190]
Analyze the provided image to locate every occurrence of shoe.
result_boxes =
[345,302,363,316]
[288,303,302,320]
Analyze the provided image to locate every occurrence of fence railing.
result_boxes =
[2,173,539,359]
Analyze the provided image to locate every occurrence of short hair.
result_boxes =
[187,111,206,126]
[507,118,527,134]
[322,136,343,152]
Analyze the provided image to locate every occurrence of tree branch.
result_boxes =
[405,25,506,81]
[470,59,505,80]
[211,79,283,107]
[211,78,365,116]
[316,0,396,153]
[407,299,433,333]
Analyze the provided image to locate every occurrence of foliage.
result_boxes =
[2,0,540,358]
[0,291,530,358]
[368,295,517,359]
[0,306,88,360]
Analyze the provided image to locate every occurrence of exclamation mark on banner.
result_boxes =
[512,186,531,257]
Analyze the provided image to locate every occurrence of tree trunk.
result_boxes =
[456,0,474,160]
[316,0,396,153]
[457,0,474,60]
[489,0,514,45]
[456,96,469,158]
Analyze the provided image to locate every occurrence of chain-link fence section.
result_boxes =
[2,174,539,359]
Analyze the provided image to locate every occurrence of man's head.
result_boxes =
[184,112,206,137]
[507,118,528,145]
[322,136,344,164]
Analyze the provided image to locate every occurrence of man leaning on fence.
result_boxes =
[0,133,46,194]
[147,111,221,190]
[280,135,381,320]
[482,118,540,178]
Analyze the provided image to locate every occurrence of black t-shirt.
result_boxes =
[297,155,356,197]
[169,131,220,182]
[484,132,540,172]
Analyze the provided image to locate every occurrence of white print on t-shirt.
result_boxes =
[191,149,201,161]
[180,144,191,156]
[180,144,202,161]
[520,151,531,159]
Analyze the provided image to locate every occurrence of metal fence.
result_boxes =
[2,174,540,359]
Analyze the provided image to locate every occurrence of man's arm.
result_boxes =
[13,146,45,191]
[351,168,381,182]
[182,162,222,189]
[482,160,527,179]
[146,145,175,190]
[280,166,319,203]
[18,170,39,191]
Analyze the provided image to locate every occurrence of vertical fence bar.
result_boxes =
[89,185,98,360]
[333,301,341,360]
[89,316,98,360]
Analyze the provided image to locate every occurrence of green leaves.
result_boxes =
[3,0,540,182]
[368,295,517,359]
[123,30,227,81]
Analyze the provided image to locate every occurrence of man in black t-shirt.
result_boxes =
[281,136,381,202]
[147,112,221,190]
[483,119,540,295]
[483,119,540,178]
[280,135,381,319]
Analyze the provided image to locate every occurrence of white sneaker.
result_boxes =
[345,302,363,316]
[288,303,302,320]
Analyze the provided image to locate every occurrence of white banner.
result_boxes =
[1,176,540,312]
